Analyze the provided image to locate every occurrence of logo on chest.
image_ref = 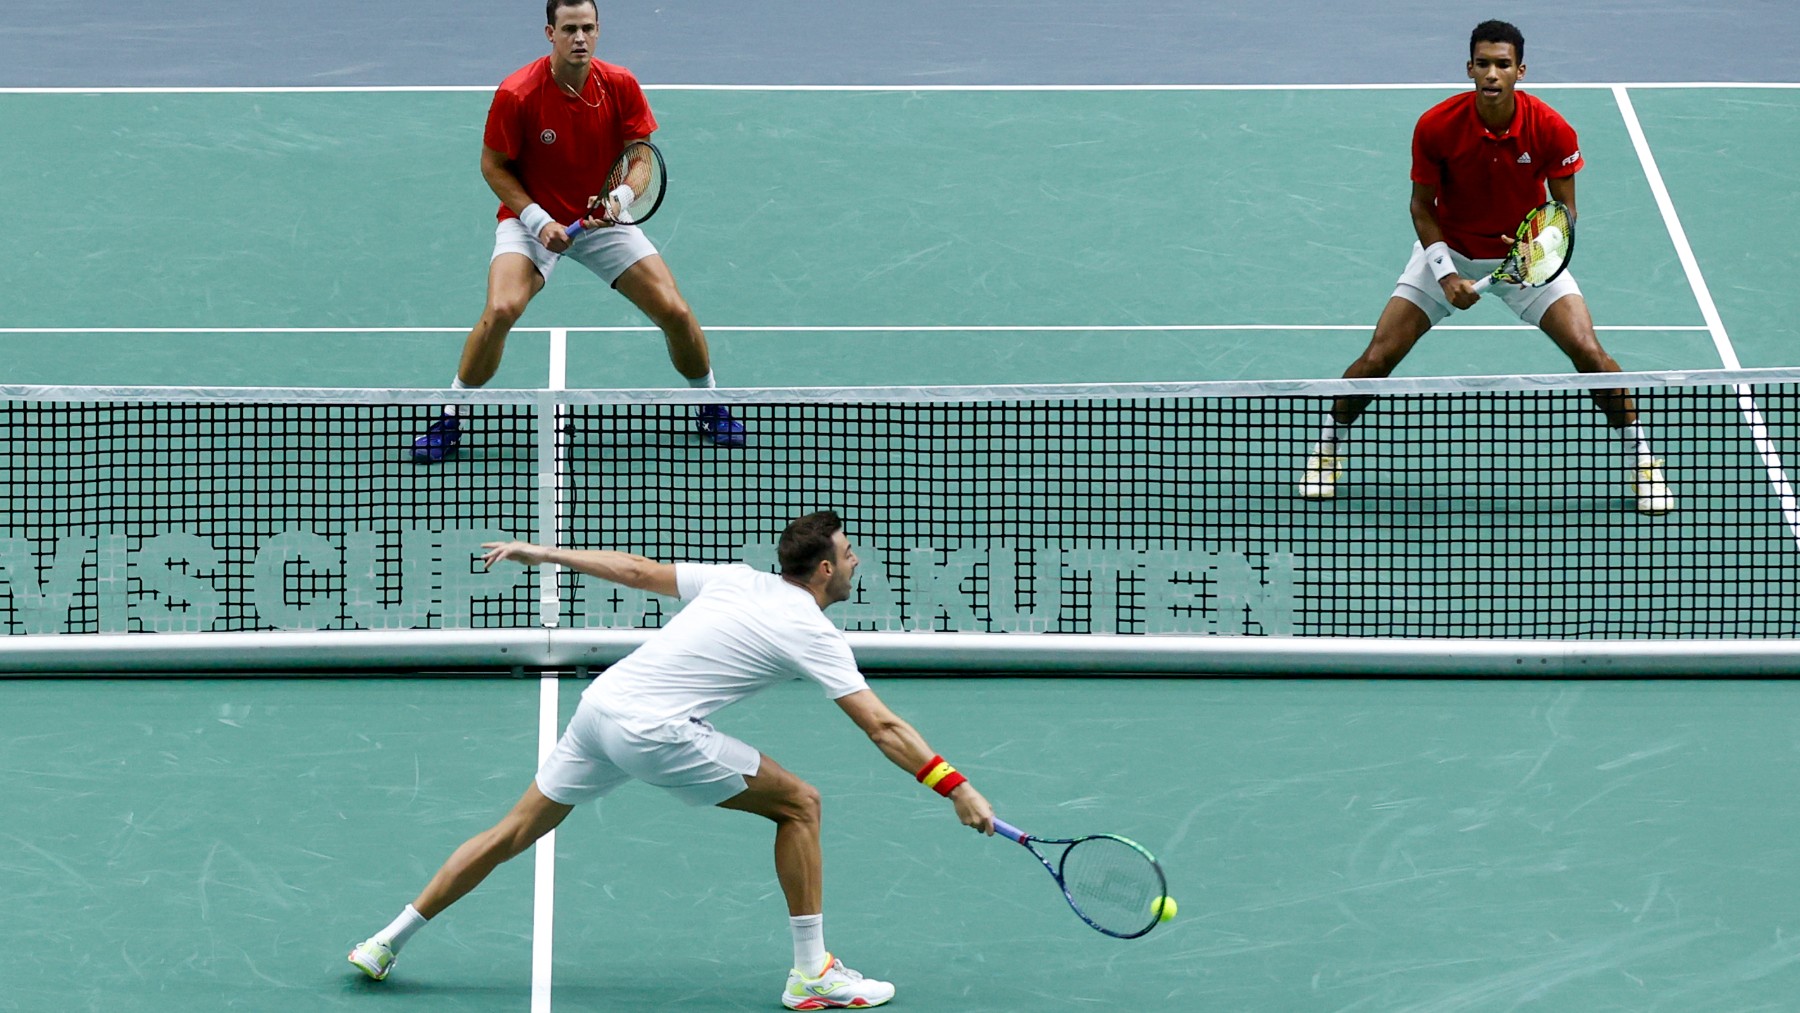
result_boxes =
[1516,152,1532,164]
[540,129,557,145]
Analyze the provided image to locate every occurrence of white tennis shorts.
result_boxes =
[535,701,762,808]
[1392,240,1582,327]
[493,217,659,287]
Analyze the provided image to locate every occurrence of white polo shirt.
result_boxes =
[582,564,869,736]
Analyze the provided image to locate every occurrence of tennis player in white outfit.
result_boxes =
[347,511,995,1010]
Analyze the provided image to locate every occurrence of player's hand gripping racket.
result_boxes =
[1470,199,1574,293]
[991,817,1170,939]
[566,140,667,238]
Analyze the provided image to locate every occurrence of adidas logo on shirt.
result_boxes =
[1517,152,1533,164]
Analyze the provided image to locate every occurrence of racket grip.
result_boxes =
[992,818,1024,843]
[1470,275,1494,293]
[565,220,587,240]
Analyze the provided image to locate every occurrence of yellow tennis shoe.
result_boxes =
[1633,458,1674,516]
[1298,447,1343,501]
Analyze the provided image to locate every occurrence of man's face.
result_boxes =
[823,532,859,605]
[1467,41,1524,105]
[546,3,599,66]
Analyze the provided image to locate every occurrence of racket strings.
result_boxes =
[603,144,664,223]
[1059,836,1164,936]
[1516,204,1572,285]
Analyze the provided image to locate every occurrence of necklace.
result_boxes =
[556,70,601,109]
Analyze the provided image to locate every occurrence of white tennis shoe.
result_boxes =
[1633,458,1675,516]
[1298,446,1343,501]
[782,953,895,1010]
[347,937,396,981]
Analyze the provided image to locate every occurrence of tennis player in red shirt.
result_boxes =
[1299,20,1672,515]
[412,0,744,461]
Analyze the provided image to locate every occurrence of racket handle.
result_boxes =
[565,220,587,240]
[1470,275,1495,293]
[992,818,1024,842]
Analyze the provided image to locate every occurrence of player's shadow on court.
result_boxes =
[1327,488,1630,516]
[554,980,767,1012]
[338,972,531,1002]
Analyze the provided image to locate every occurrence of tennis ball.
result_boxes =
[1152,895,1177,921]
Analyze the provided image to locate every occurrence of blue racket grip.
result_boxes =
[565,219,588,240]
[992,817,1024,842]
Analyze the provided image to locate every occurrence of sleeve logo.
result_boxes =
[1561,150,1580,166]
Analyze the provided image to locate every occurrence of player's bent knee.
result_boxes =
[648,294,694,333]
[791,782,822,823]
[494,820,545,859]
[486,298,529,327]
[765,779,821,825]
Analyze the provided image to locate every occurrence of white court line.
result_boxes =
[549,328,568,390]
[1614,85,1800,544]
[531,336,569,1008]
[532,674,560,1013]
[538,330,568,628]
[0,82,1795,94]
[0,324,1712,335]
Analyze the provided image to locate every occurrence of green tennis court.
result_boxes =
[4,85,1800,1010]
[7,676,1800,1011]
[6,87,1795,385]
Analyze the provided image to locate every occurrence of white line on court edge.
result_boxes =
[532,675,559,1013]
[1614,85,1800,543]
[0,324,1711,335]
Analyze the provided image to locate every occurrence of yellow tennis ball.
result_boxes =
[1152,895,1177,921]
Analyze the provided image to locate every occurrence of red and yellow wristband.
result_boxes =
[915,754,968,797]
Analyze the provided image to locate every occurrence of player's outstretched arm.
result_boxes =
[835,688,995,834]
[480,541,678,596]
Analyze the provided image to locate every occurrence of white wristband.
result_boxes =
[1423,241,1457,281]
[608,185,635,214]
[519,203,556,238]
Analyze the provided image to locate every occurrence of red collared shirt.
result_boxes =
[484,56,659,226]
[1411,89,1583,258]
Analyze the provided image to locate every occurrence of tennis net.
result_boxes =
[2,369,1797,652]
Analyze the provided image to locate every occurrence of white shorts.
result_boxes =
[1392,240,1583,327]
[493,217,659,287]
[535,701,762,808]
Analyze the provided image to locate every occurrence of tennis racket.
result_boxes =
[1470,199,1574,293]
[992,817,1169,939]
[566,140,667,238]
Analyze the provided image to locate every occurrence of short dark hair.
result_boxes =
[547,0,596,26]
[1470,20,1524,62]
[778,511,844,579]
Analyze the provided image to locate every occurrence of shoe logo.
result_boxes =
[1516,152,1532,164]
[540,129,557,144]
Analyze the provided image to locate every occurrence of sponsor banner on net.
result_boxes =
[0,530,1299,636]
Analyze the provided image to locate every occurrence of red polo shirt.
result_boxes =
[484,56,659,226]
[1411,90,1582,258]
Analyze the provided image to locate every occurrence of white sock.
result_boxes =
[1619,422,1653,464]
[1316,414,1348,451]
[378,904,428,953]
[789,913,826,974]
[444,376,474,417]
[686,370,717,389]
